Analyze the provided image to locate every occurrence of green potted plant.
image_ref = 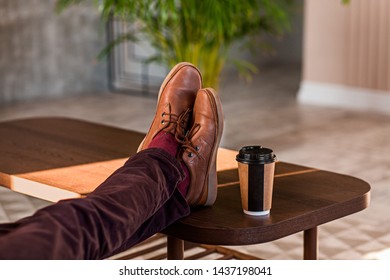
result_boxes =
[57,0,294,89]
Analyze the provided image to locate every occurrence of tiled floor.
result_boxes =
[1,63,389,259]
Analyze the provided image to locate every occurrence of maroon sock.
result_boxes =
[148,132,179,157]
[148,132,189,197]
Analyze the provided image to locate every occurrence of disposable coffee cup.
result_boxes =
[236,146,277,216]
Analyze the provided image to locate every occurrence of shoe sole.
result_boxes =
[137,62,201,152]
[199,88,224,206]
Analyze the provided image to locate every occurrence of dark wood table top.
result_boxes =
[0,117,370,246]
[164,165,370,245]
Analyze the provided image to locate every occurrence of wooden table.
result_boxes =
[0,117,370,259]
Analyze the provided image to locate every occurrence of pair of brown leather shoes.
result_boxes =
[138,62,224,207]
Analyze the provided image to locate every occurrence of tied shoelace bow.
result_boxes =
[159,104,202,159]
[159,105,192,141]
[175,108,191,142]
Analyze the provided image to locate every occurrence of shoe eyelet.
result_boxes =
[161,112,165,117]
[195,146,200,151]
[188,152,193,158]
[161,120,165,124]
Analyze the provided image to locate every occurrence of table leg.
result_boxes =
[167,236,184,260]
[303,227,318,260]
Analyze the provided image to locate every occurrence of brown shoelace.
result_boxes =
[181,123,203,159]
[156,104,192,142]
[174,108,192,142]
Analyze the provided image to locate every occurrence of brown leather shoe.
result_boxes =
[181,88,224,207]
[138,62,202,151]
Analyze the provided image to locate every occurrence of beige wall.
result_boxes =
[303,0,390,92]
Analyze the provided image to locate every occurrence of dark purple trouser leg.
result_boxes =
[0,148,190,259]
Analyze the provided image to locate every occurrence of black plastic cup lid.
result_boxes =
[236,146,277,164]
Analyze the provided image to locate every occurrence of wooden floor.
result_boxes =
[1,64,389,259]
